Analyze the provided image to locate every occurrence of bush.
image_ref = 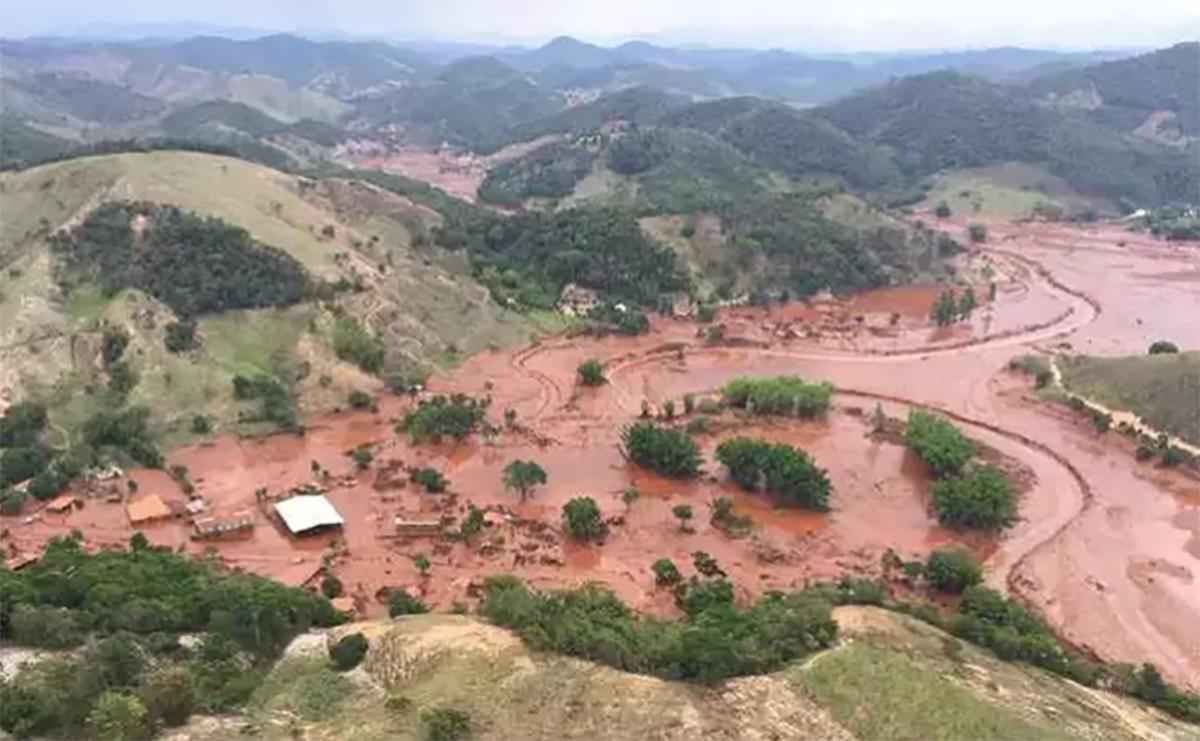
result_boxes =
[138,667,195,727]
[931,465,1017,530]
[350,446,374,470]
[935,201,952,218]
[0,488,26,516]
[401,394,487,443]
[388,591,429,617]
[163,320,198,353]
[968,223,988,243]
[190,415,212,435]
[348,390,374,410]
[715,437,832,511]
[330,633,369,671]
[696,304,716,323]
[411,467,448,493]
[652,558,682,586]
[577,359,606,386]
[1148,340,1180,355]
[685,416,711,435]
[422,707,472,741]
[332,317,385,375]
[321,575,344,599]
[563,497,608,541]
[904,410,975,478]
[720,376,832,417]
[87,691,150,741]
[925,548,983,593]
[0,401,48,447]
[620,422,702,478]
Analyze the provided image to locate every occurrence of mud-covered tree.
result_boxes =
[672,504,695,533]
[620,422,702,479]
[563,497,608,541]
[503,460,547,502]
[577,359,606,386]
[924,548,983,593]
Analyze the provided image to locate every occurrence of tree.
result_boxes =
[411,468,448,494]
[413,553,432,577]
[904,410,975,478]
[330,632,369,671]
[621,487,641,508]
[958,285,977,319]
[692,551,724,578]
[563,497,608,541]
[715,437,831,511]
[931,289,959,326]
[620,422,702,479]
[321,575,344,599]
[190,415,212,435]
[577,359,606,386]
[138,667,194,728]
[459,505,485,541]
[350,446,373,470]
[388,590,429,617]
[400,394,487,443]
[504,408,518,428]
[348,390,374,410]
[88,691,150,741]
[672,504,695,532]
[163,320,198,354]
[652,558,682,586]
[1149,341,1180,355]
[935,201,952,218]
[968,223,988,243]
[930,465,1016,530]
[503,460,548,502]
[925,548,983,593]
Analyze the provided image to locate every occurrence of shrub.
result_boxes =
[563,497,608,541]
[190,415,212,435]
[0,489,26,516]
[388,591,429,617]
[1162,446,1190,467]
[693,551,725,578]
[101,327,131,367]
[503,460,547,502]
[720,376,832,417]
[931,465,1017,530]
[1135,444,1157,462]
[138,667,194,727]
[968,223,988,243]
[348,390,374,410]
[321,575,344,599]
[577,359,606,386]
[620,422,702,478]
[685,416,711,435]
[651,558,682,586]
[1148,341,1180,355]
[696,304,716,323]
[163,320,198,353]
[350,446,374,470]
[332,317,384,375]
[0,401,48,447]
[459,505,484,541]
[414,553,432,576]
[401,394,487,443]
[422,707,472,741]
[904,410,975,478]
[683,394,696,414]
[330,633,369,671]
[935,201,952,218]
[925,548,983,593]
[87,691,150,741]
[411,467,448,493]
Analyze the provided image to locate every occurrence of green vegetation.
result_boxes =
[479,576,837,684]
[388,591,430,617]
[0,534,340,738]
[401,395,488,443]
[935,201,952,218]
[1149,340,1180,355]
[411,468,449,494]
[931,466,1018,530]
[329,633,369,672]
[968,223,989,243]
[562,497,608,541]
[904,410,976,478]
[503,460,548,502]
[721,376,834,418]
[1139,206,1200,241]
[715,437,833,511]
[620,422,702,478]
[577,359,606,386]
[478,140,596,206]
[672,504,695,532]
[422,706,473,741]
[163,320,198,353]
[51,202,311,319]
[1060,352,1200,446]
[347,390,374,410]
[233,374,299,431]
[931,287,975,326]
[586,302,650,335]
[1008,354,1054,389]
[925,548,984,593]
[331,316,385,375]
[651,558,683,586]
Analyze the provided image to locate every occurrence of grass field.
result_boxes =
[1061,352,1200,445]
[919,163,1113,220]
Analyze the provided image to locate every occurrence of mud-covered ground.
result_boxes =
[6,217,1200,689]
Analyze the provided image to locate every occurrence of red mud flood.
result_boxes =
[6,217,1200,688]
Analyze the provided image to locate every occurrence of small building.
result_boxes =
[193,512,255,540]
[44,495,80,514]
[127,495,172,525]
[394,516,443,537]
[274,495,344,536]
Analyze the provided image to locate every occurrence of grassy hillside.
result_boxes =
[1060,352,1200,446]
[918,163,1112,220]
[0,116,73,168]
[0,151,540,442]
[185,609,1195,741]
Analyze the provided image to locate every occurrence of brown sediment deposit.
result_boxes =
[6,217,1200,688]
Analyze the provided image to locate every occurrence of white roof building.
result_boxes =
[274,495,345,535]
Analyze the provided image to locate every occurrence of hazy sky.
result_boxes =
[5,0,1200,50]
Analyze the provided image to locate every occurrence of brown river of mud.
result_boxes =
[6,217,1200,688]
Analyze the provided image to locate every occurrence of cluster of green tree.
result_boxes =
[15,72,166,124]
[1140,206,1200,241]
[0,137,297,174]
[562,496,608,540]
[720,376,833,417]
[904,411,1017,529]
[465,207,687,309]
[930,286,977,326]
[607,128,673,174]
[0,534,342,738]
[506,87,686,149]
[232,374,299,430]
[0,116,72,169]
[400,394,489,443]
[478,140,596,206]
[586,302,651,335]
[51,202,312,319]
[478,575,837,684]
[331,316,385,375]
[715,437,832,511]
[631,128,772,214]
[716,193,941,298]
[620,422,703,478]
[576,359,606,386]
[160,100,289,139]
